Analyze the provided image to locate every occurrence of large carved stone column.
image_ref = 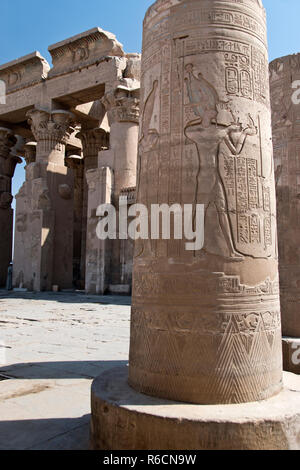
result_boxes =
[66,154,84,289]
[76,128,109,286]
[85,167,113,294]
[13,109,75,291]
[90,0,300,450]
[13,142,36,289]
[270,54,300,374]
[101,86,139,291]
[102,86,139,198]
[0,127,19,286]
[128,0,282,405]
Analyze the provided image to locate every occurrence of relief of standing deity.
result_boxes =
[184,63,272,259]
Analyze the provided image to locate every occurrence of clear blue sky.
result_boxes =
[0,0,299,201]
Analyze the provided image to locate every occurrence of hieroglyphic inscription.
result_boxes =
[176,35,267,103]
[172,9,266,43]
[220,150,270,252]
[248,159,259,209]
[224,46,267,103]
[160,43,172,135]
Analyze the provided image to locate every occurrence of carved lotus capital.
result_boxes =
[27,109,76,144]
[0,127,17,159]
[76,128,109,157]
[102,86,140,125]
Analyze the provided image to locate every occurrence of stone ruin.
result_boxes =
[0,0,300,451]
[270,53,300,375]
[0,27,140,295]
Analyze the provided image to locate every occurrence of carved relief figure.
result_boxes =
[184,64,257,259]
[134,80,160,258]
[139,79,159,152]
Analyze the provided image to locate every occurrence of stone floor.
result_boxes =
[0,290,131,450]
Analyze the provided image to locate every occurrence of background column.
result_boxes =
[102,86,139,292]
[76,128,109,287]
[0,127,19,286]
[270,54,300,373]
[16,108,75,291]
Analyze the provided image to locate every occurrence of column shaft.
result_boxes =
[101,85,140,290]
[76,128,109,289]
[129,0,283,405]
[0,127,19,286]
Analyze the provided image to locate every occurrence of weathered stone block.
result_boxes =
[91,366,300,450]
[48,28,125,78]
[0,52,50,94]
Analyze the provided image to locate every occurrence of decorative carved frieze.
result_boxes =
[0,52,50,94]
[48,27,125,77]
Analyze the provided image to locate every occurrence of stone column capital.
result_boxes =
[24,141,37,165]
[76,128,109,157]
[27,108,76,145]
[102,86,140,125]
[65,154,84,172]
[0,127,17,159]
[0,128,20,210]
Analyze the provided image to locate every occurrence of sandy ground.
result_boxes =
[0,290,131,450]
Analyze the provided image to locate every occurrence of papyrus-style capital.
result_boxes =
[102,86,140,125]
[48,27,125,78]
[27,109,76,146]
[76,128,109,158]
[0,127,20,209]
[0,127,17,159]
[23,141,37,165]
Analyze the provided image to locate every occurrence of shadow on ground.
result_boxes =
[0,361,128,450]
[0,360,128,380]
[0,415,91,450]
[0,290,132,306]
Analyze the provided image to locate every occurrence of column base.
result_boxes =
[90,365,300,450]
[283,337,300,374]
